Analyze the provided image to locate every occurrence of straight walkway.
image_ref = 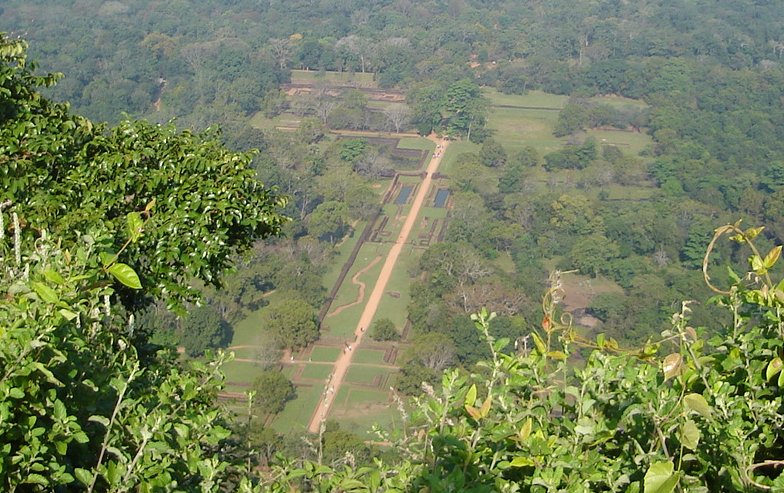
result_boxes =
[306,136,448,433]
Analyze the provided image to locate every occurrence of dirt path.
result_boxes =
[307,136,448,433]
[326,255,383,318]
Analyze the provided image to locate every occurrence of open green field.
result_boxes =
[300,363,334,380]
[397,137,436,154]
[586,128,652,155]
[330,386,399,437]
[271,383,323,434]
[291,69,377,88]
[370,245,420,330]
[322,222,368,291]
[590,94,648,109]
[487,107,562,154]
[309,346,342,362]
[222,360,266,391]
[249,112,301,131]
[483,88,567,109]
[352,348,388,365]
[322,242,391,338]
[345,365,393,385]
[439,141,480,175]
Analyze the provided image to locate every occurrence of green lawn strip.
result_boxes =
[323,303,364,340]
[300,363,334,380]
[290,69,377,87]
[322,222,369,291]
[249,112,301,131]
[230,347,261,360]
[334,406,402,439]
[327,242,389,313]
[230,308,267,347]
[222,360,267,389]
[421,205,447,219]
[344,365,393,385]
[370,246,420,330]
[439,141,480,175]
[330,386,398,437]
[309,346,342,362]
[397,137,436,153]
[589,94,648,109]
[271,383,324,433]
[280,365,297,379]
[352,348,388,365]
[585,128,652,155]
[483,88,567,109]
[486,107,561,154]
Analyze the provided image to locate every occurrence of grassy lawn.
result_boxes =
[352,348,388,365]
[345,365,393,385]
[590,94,648,109]
[222,360,266,391]
[271,383,323,433]
[327,243,388,314]
[420,205,448,219]
[483,88,567,109]
[322,223,368,291]
[230,309,267,348]
[487,107,561,154]
[300,363,334,380]
[249,112,301,131]
[309,346,342,362]
[439,141,479,175]
[329,386,399,437]
[291,69,377,87]
[322,243,390,339]
[585,128,652,155]
[370,245,420,330]
[397,137,436,153]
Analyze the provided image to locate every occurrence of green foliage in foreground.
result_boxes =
[264,225,784,491]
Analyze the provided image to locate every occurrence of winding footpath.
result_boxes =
[326,255,383,318]
[307,136,448,433]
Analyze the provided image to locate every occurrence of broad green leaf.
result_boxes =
[683,393,711,418]
[644,461,678,493]
[99,251,116,267]
[479,395,491,418]
[751,255,765,274]
[575,417,595,435]
[59,308,78,321]
[31,281,59,304]
[680,420,700,450]
[43,269,65,285]
[745,226,764,239]
[764,245,782,269]
[519,418,532,442]
[107,263,142,289]
[74,468,92,486]
[465,384,477,407]
[465,405,481,420]
[547,350,567,360]
[126,211,143,243]
[510,456,535,467]
[766,357,783,381]
[662,353,682,381]
[24,474,49,486]
[89,415,110,428]
[531,332,546,354]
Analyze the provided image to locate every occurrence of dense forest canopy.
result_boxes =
[4,0,784,490]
